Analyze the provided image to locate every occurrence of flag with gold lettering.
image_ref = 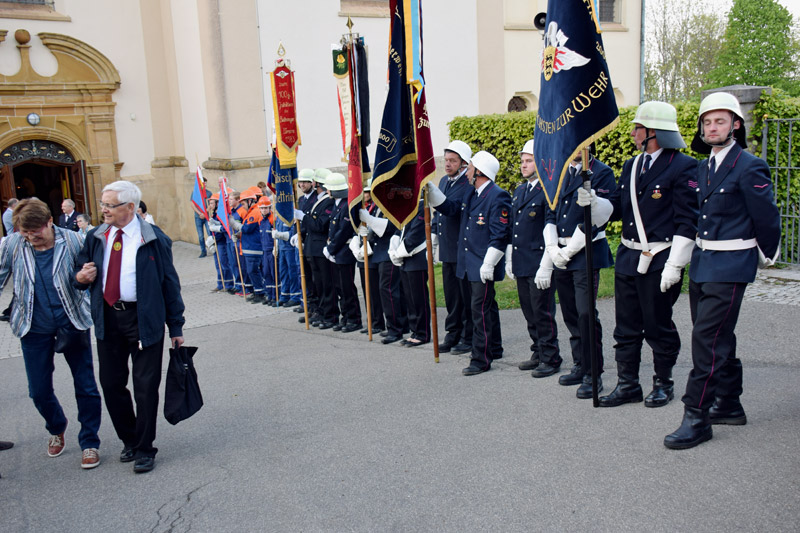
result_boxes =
[270,62,301,168]
[371,0,435,229]
[534,0,619,209]
[267,149,298,226]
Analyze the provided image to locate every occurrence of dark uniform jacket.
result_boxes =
[433,171,472,264]
[327,199,356,265]
[58,211,80,232]
[301,194,334,258]
[368,206,397,264]
[400,200,427,272]
[608,150,699,276]
[297,190,318,240]
[689,144,781,283]
[510,179,547,278]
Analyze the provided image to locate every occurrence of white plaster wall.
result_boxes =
[256,0,480,171]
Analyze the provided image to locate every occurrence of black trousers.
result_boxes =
[334,262,361,325]
[553,268,604,375]
[401,269,430,341]
[469,279,503,371]
[682,280,747,410]
[517,276,561,367]
[378,261,409,336]
[300,252,318,312]
[613,268,682,376]
[442,261,472,346]
[97,305,164,459]
[359,264,385,329]
[310,255,337,323]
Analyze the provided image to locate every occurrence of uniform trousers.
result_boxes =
[244,254,265,295]
[300,250,318,311]
[310,255,336,323]
[683,280,747,410]
[96,304,164,459]
[378,261,409,337]
[278,245,301,302]
[333,262,361,325]
[227,241,250,292]
[358,263,385,330]
[261,251,277,301]
[613,268,682,374]
[516,276,561,367]
[441,261,472,346]
[401,269,430,342]
[468,279,503,371]
[553,268,604,375]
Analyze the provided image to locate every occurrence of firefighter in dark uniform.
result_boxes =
[427,151,512,376]
[292,168,319,319]
[544,151,616,398]
[664,92,780,449]
[351,181,385,334]
[294,171,336,328]
[433,140,473,355]
[505,139,562,378]
[323,173,362,332]
[592,101,698,408]
[390,199,430,347]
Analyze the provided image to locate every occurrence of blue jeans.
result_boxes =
[20,329,101,450]
[194,214,209,253]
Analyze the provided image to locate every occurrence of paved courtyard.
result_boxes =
[1,241,799,532]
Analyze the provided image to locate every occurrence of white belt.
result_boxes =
[559,230,605,246]
[695,237,757,251]
[621,238,672,255]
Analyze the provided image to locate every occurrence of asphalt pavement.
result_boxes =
[1,242,799,532]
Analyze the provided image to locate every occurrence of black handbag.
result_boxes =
[163,344,203,425]
[53,326,90,354]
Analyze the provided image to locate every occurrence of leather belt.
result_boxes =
[109,301,137,311]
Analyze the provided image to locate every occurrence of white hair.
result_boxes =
[102,180,142,207]
[62,198,75,208]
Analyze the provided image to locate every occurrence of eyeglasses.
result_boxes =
[20,225,50,238]
[99,201,127,210]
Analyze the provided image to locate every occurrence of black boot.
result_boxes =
[598,362,642,407]
[645,377,674,408]
[558,364,583,386]
[664,406,712,450]
[709,398,747,425]
[576,374,602,399]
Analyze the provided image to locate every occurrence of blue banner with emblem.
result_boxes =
[534,0,619,210]
[267,151,297,227]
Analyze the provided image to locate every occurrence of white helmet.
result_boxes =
[691,91,747,154]
[471,151,500,181]
[298,168,315,182]
[519,139,534,155]
[632,101,686,150]
[444,140,472,164]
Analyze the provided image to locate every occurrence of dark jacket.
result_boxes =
[510,179,548,278]
[58,211,81,232]
[74,216,185,347]
[327,199,356,265]
[433,171,471,263]
[302,194,334,258]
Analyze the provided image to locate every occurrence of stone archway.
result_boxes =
[0,29,121,220]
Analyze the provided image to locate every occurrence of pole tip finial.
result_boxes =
[346,16,354,31]
[277,42,286,57]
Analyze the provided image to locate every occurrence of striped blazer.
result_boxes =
[0,226,92,338]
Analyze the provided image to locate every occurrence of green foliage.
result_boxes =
[708,0,800,96]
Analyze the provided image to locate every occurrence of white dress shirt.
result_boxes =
[102,216,142,302]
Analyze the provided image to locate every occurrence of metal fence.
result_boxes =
[762,118,800,264]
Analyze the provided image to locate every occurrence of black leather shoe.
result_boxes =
[404,338,429,348]
[119,446,135,463]
[381,335,403,344]
[664,407,713,450]
[361,326,384,334]
[558,365,583,386]
[133,456,155,473]
[518,358,540,371]
[491,353,503,360]
[462,365,489,376]
[226,288,236,295]
[438,342,454,353]
[332,324,343,331]
[0,440,14,451]
[531,363,561,378]
[379,330,390,337]
[341,323,362,333]
[318,322,335,330]
[644,378,674,408]
[576,376,602,399]
[451,343,472,355]
[284,299,301,307]
[709,399,747,425]
[599,382,643,407]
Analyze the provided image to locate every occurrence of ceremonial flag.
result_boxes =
[267,149,298,226]
[217,176,232,238]
[533,0,619,209]
[370,0,435,228]
[270,61,301,168]
[191,166,208,220]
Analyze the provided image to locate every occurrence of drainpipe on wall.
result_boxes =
[640,0,646,103]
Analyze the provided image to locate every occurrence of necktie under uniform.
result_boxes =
[104,230,123,306]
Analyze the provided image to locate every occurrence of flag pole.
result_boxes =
[274,225,280,305]
[581,146,599,407]
[362,225,373,341]
[234,239,247,301]
[423,188,440,363]
[291,173,311,329]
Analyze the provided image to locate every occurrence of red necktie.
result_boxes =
[104,230,123,306]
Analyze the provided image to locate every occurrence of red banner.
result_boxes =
[270,63,301,168]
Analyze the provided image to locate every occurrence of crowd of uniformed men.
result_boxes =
[201,93,781,451]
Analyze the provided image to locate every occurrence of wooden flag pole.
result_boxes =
[423,189,440,363]
[273,227,280,304]
[292,186,311,330]
[362,225,373,341]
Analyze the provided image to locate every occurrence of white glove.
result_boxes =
[208,220,222,233]
[660,235,694,292]
[577,187,613,227]
[425,182,446,207]
[534,253,554,290]
[290,234,299,248]
[757,243,780,268]
[230,218,242,231]
[275,230,290,241]
[554,226,587,268]
[396,241,412,259]
[359,209,389,237]
[543,223,562,267]
[323,247,335,263]
[480,246,504,283]
[576,187,595,207]
[389,235,401,253]
[389,249,403,267]
[293,208,305,222]
[357,225,369,237]
[349,237,364,262]
[504,244,515,280]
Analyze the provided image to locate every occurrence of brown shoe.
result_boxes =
[47,428,66,457]
[81,448,101,469]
